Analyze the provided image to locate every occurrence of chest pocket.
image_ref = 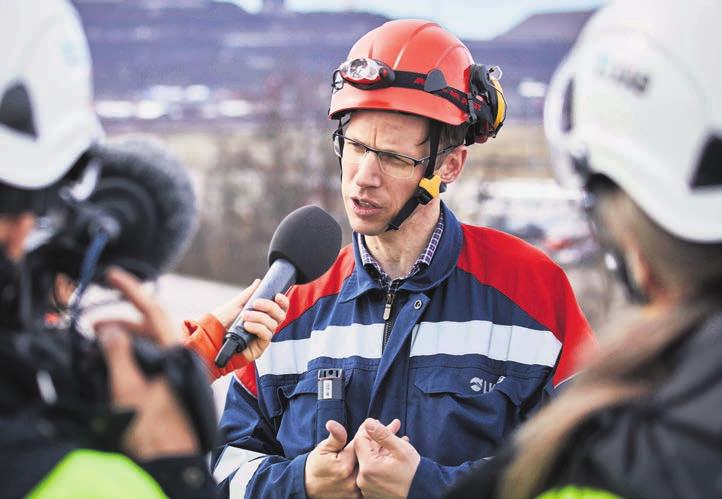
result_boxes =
[275,369,353,457]
[407,365,546,465]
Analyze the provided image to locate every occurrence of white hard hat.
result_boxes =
[0,0,103,190]
[545,0,722,243]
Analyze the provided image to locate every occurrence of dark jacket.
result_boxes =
[445,310,722,499]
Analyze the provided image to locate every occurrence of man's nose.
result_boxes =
[353,150,383,187]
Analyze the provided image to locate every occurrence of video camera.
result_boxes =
[0,138,217,452]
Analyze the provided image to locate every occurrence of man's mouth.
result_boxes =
[353,197,380,209]
[351,197,383,216]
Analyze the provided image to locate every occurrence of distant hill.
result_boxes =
[71,0,596,122]
[73,0,387,96]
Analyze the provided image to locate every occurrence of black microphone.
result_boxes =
[214,205,342,368]
[40,137,198,282]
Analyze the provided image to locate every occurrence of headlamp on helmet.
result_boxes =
[335,58,395,90]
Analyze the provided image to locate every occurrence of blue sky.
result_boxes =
[223,0,607,39]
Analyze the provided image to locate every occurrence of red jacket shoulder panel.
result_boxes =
[457,224,596,386]
[278,244,356,330]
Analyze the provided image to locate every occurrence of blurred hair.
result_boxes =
[499,180,722,499]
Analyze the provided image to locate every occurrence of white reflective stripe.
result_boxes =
[213,446,267,484]
[256,323,384,376]
[410,320,562,367]
[229,456,266,499]
[257,320,561,376]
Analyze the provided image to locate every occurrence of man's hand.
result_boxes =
[99,326,199,460]
[210,278,290,363]
[355,418,420,499]
[95,267,199,460]
[305,418,405,499]
[95,267,180,347]
[305,420,361,499]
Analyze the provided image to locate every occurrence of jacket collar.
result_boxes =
[338,202,463,303]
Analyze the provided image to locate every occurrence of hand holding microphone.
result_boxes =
[214,205,342,368]
[209,278,289,363]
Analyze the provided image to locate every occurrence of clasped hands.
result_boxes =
[305,418,421,499]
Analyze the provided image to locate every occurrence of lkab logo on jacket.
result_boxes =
[469,376,506,393]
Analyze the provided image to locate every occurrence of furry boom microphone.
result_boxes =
[89,138,198,279]
[41,137,199,282]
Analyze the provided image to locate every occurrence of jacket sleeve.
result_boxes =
[212,373,309,499]
[409,458,484,499]
[547,263,597,390]
[183,314,249,380]
[140,455,218,498]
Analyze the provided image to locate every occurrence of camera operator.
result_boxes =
[0,1,288,497]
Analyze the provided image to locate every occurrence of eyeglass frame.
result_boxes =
[332,130,458,179]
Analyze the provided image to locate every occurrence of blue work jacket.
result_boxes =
[212,204,594,498]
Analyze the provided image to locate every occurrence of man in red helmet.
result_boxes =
[189,19,595,499]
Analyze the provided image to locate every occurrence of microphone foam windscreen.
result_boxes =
[93,137,198,279]
[268,205,342,284]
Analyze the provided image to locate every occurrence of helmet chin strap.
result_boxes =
[584,191,650,305]
[387,121,445,231]
[604,246,650,305]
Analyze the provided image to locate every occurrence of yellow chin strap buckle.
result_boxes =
[416,174,443,205]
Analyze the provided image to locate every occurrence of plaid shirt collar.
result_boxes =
[358,210,445,292]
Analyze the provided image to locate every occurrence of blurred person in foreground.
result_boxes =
[186,19,596,498]
[445,1,722,498]
[0,1,287,497]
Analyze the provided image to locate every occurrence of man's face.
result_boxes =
[340,110,429,236]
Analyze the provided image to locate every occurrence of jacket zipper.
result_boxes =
[382,291,395,353]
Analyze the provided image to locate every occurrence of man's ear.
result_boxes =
[437,146,467,184]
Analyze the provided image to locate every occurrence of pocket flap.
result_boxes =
[280,369,354,399]
[280,375,318,398]
[413,366,504,397]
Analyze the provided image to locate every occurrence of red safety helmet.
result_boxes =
[329,19,506,144]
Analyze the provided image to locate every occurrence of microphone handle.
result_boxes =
[214,259,297,368]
